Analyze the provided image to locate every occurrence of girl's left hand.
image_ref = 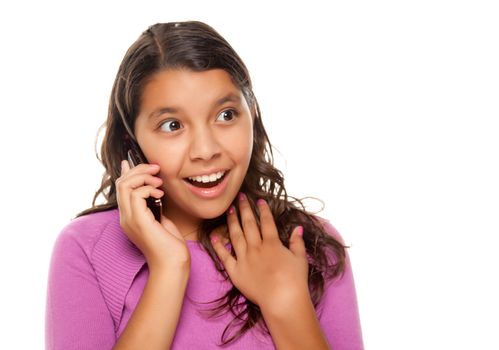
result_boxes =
[210,193,309,313]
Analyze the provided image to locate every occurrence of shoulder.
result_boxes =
[54,208,121,257]
[313,217,364,348]
[308,215,354,284]
[313,215,345,245]
[53,208,145,265]
[50,208,147,329]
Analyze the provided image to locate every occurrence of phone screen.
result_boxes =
[125,138,163,222]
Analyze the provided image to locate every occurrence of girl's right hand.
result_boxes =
[116,160,190,271]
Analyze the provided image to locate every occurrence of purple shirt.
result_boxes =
[45,209,363,349]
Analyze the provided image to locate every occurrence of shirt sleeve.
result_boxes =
[45,229,116,350]
[317,221,364,350]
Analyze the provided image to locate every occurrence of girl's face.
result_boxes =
[134,69,254,233]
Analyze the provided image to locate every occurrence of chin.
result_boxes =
[196,206,228,220]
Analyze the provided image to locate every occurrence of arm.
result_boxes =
[112,263,189,350]
[46,232,116,350]
[318,248,364,349]
[260,290,329,349]
[319,221,364,349]
[113,161,191,349]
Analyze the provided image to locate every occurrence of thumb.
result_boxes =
[160,214,183,240]
[289,226,306,258]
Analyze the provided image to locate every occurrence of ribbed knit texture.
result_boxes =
[45,209,364,349]
[92,216,146,332]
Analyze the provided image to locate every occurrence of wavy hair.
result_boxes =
[76,21,346,345]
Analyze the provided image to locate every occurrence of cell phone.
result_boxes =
[125,138,163,222]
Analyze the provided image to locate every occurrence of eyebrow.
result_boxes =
[148,92,242,120]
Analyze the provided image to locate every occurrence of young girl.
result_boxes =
[45,21,363,349]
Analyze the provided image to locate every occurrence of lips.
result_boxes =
[183,170,231,199]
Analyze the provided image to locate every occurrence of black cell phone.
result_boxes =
[125,138,163,222]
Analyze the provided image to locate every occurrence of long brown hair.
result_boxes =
[76,21,346,345]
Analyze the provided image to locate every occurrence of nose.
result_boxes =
[189,127,222,161]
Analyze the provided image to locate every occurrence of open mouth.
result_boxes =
[184,170,229,188]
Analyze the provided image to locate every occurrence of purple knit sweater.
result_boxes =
[45,208,363,349]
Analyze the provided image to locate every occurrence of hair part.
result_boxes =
[76,21,346,345]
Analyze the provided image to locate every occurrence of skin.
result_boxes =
[212,195,330,349]
[134,68,254,241]
[114,68,329,349]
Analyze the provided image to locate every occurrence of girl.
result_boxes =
[45,21,363,349]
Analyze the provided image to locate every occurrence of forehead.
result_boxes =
[139,68,243,109]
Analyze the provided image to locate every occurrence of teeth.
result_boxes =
[188,171,225,183]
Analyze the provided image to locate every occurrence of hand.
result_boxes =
[116,160,190,271]
[210,193,309,313]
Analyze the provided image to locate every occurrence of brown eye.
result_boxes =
[160,119,182,132]
[216,109,238,122]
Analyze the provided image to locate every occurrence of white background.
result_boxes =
[1,0,498,349]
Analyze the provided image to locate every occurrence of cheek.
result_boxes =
[147,143,187,181]
[222,127,253,163]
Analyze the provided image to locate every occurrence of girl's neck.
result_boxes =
[162,205,229,243]
[182,228,199,241]
[179,224,229,242]
[163,206,201,241]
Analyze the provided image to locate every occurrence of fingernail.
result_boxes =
[211,235,218,244]
[227,206,235,215]
[239,192,247,201]
[257,198,266,206]
[297,226,304,237]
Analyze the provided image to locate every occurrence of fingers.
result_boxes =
[237,193,262,247]
[117,161,162,187]
[288,226,306,258]
[226,195,280,253]
[256,199,280,243]
[130,185,164,213]
[226,204,247,257]
[120,159,130,174]
[116,160,163,219]
[210,235,236,276]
